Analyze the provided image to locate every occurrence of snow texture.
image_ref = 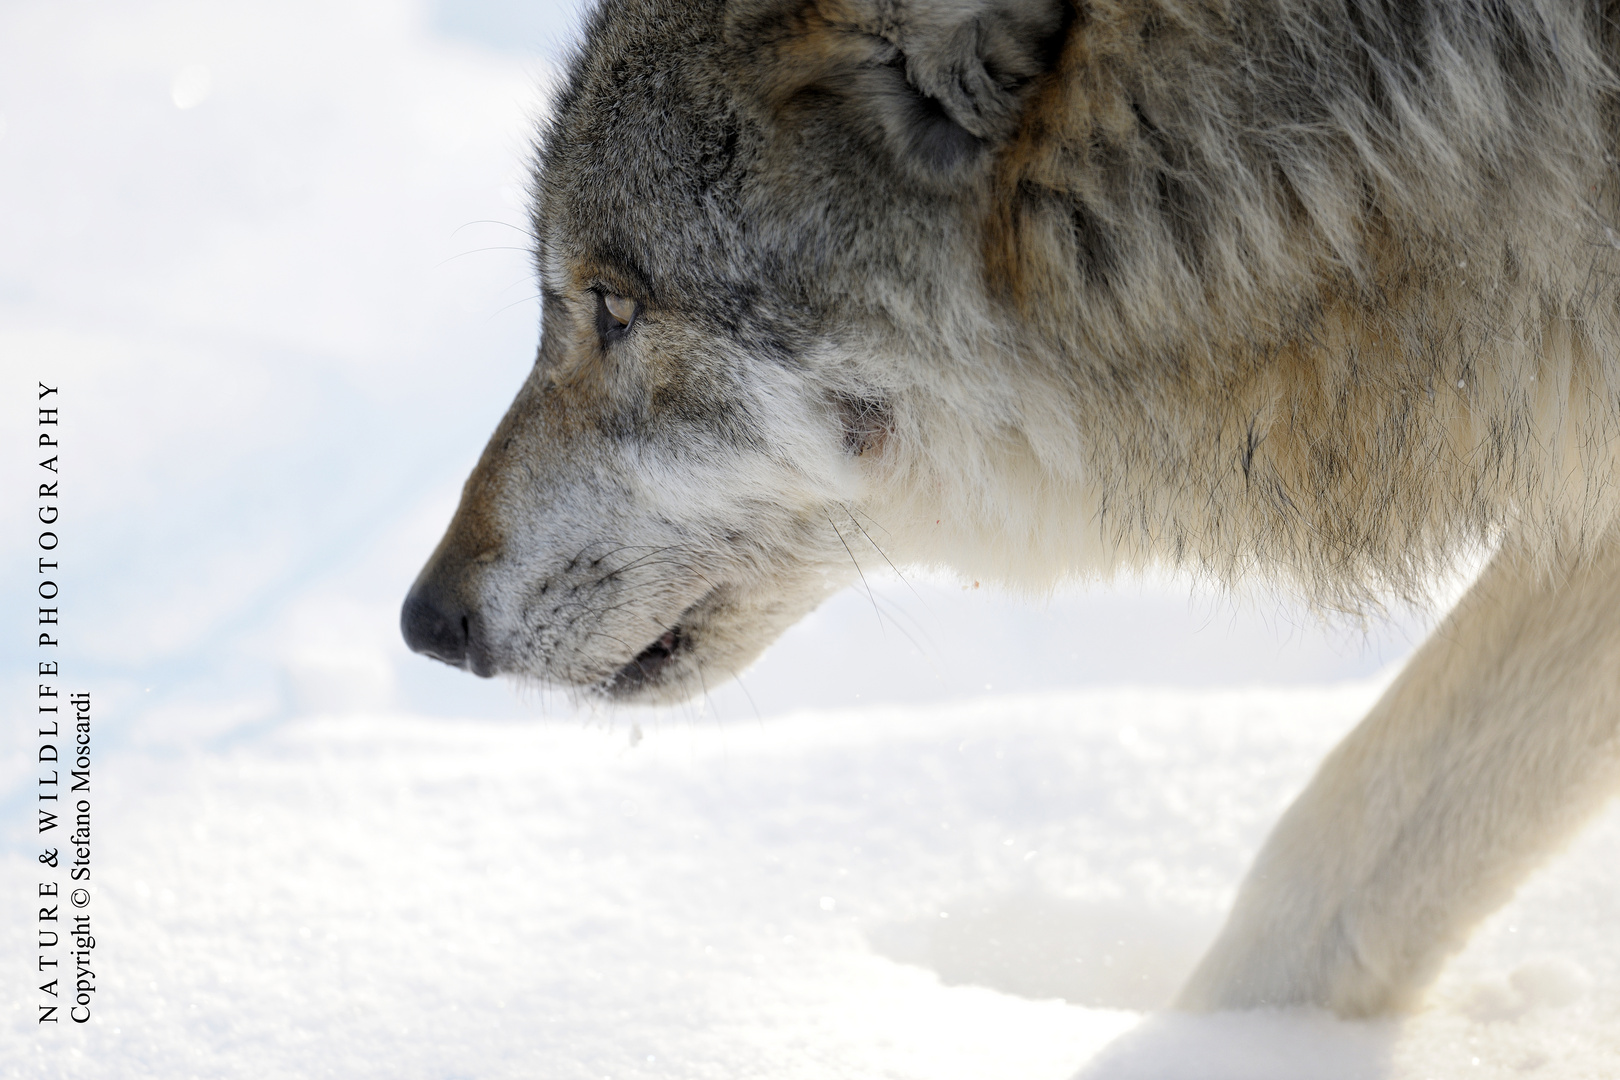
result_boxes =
[4,688,1620,1078]
[1,1,1618,1077]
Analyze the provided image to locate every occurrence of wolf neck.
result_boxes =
[886,0,1620,604]
[877,272,1620,609]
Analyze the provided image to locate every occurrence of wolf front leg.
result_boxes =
[1176,537,1620,1017]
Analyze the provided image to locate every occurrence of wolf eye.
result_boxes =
[595,290,640,342]
[604,294,635,325]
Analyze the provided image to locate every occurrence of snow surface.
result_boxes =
[2,1,1618,1076]
[5,687,1620,1078]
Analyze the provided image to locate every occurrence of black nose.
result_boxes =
[400,578,495,678]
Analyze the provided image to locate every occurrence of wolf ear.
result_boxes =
[732,0,1072,180]
[888,0,1072,167]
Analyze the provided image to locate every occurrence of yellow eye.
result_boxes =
[604,293,636,326]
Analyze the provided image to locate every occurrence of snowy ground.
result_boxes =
[4,686,1620,1079]
[3,1,1619,1077]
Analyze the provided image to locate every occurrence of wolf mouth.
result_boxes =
[603,625,686,696]
[598,589,720,697]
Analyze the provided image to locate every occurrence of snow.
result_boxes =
[2,1,1617,1077]
[5,688,1620,1078]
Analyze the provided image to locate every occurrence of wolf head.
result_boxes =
[401,0,1076,702]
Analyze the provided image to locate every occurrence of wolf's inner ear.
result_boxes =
[733,0,1072,180]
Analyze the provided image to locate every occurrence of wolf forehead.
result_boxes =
[536,6,752,299]
[534,0,1066,314]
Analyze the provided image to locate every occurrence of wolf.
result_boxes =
[402,0,1620,1017]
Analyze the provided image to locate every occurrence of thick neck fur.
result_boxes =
[846,0,1620,607]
